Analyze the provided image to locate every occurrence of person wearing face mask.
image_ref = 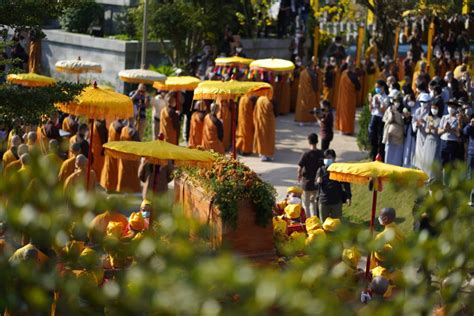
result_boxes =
[316,149,351,222]
[412,61,431,94]
[372,207,405,268]
[428,82,445,118]
[326,36,347,65]
[438,99,462,170]
[297,133,324,217]
[368,80,389,161]
[382,97,405,166]
[420,103,442,180]
[274,186,307,221]
[412,92,432,170]
[402,99,416,167]
[234,43,247,58]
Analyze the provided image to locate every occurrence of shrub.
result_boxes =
[59,1,104,35]
[357,103,371,153]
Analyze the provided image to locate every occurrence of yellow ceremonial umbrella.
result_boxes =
[153,76,201,91]
[193,80,273,101]
[103,140,215,226]
[215,56,254,80]
[193,80,273,159]
[327,157,428,278]
[118,69,166,85]
[7,73,56,87]
[103,139,215,167]
[56,82,134,188]
[249,58,295,81]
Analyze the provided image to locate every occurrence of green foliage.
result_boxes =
[356,104,371,152]
[113,8,137,39]
[1,154,474,314]
[59,0,104,34]
[133,0,239,66]
[174,155,276,229]
[149,64,177,77]
[0,82,85,129]
[0,0,80,28]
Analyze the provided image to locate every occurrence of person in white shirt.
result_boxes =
[368,80,389,161]
[152,91,167,140]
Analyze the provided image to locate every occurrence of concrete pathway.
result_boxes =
[239,111,366,199]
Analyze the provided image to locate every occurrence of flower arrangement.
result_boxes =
[174,155,276,230]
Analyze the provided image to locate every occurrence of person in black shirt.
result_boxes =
[297,133,324,217]
[314,100,334,151]
[316,149,351,221]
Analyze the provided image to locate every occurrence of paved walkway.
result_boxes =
[239,111,366,199]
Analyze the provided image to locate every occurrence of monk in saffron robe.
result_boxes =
[116,122,141,193]
[322,60,335,104]
[253,96,276,161]
[159,92,180,145]
[100,120,124,191]
[335,63,361,135]
[362,58,380,102]
[64,154,97,192]
[4,144,28,176]
[201,102,225,154]
[44,139,63,172]
[218,100,231,150]
[188,101,206,148]
[295,60,320,123]
[91,120,108,176]
[2,135,21,167]
[58,142,82,183]
[290,58,304,112]
[236,95,257,155]
[61,115,78,136]
[278,76,291,115]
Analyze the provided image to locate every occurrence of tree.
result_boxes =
[59,1,105,35]
[133,0,240,66]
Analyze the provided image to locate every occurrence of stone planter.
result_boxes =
[174,176,274,257]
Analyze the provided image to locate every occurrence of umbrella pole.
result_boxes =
[86,119,94,190]
[365,187,378,279]
[231,100,237,159]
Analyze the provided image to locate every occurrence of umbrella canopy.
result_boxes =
[153,76,201,91]
[7,73,56,87]
[193,80,273,101]
[215,56,254,67]
[327,161,428,186]
[56,84,133,121]
[55,59,102,74]
[103,140,215,167]
[118,69,166,85]
[250,58,295,73]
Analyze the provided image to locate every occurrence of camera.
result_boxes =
[309,107,323,116]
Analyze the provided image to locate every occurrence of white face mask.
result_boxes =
[378,216,384,225]
[288,197,302,205]
[431,108,439,116]
[236,47,243,53]
[448,107,456,115]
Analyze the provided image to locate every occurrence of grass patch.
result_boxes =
[343,182,417,234]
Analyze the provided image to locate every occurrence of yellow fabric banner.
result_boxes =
[463,0,470,14]
[393,27,400,61]
[426,22,435,72]
[367,0,375,25]
[355,25,365,67]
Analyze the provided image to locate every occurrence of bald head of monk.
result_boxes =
[75,154,88,171]
[20,153,30,167]
[49,139,59,153]
[70,142,81,157]
[27,131,37,144]
[210,102,218,115]
[18,144,29,157]
[11,135,21,148]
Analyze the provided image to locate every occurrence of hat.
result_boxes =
[106,221,124,238]
[129,212,145,232]
[418,93,432,103]
[140,199,151,209]
[305,228,327,245]
[342,247,361,269]
[284,204,302,219]
[322,217,341,232]
[305,216,322,233]
[287,186,303,195]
